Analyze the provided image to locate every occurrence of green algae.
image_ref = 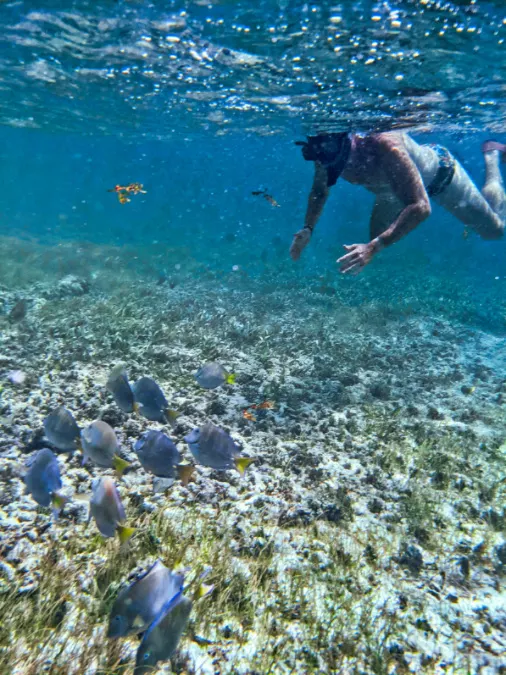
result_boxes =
[1,238,506,674]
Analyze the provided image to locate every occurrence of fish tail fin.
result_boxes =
[177,464,196,486]
[226,373,236,385]
[234,457,254,476]
[117,524,135,544]
[113,455,130,477]
[194,583,214,601]
[165,409,180,424]
[51,493,68,517]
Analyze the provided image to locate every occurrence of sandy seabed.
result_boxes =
[0,237,505,675]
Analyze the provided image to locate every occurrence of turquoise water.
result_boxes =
[1,0,505,314]
[2,125,505,330]
[2,2,506,675]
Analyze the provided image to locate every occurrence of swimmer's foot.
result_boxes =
[482,140,506,161]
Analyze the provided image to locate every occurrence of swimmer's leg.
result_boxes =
[481,141,506,220]
[435,152,504,240]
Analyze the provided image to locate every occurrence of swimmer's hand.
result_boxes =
[289,228,311,260]
[338,241,378,274]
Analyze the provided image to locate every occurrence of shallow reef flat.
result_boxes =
[0,237,505,675]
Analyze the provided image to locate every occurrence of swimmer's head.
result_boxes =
[296,132,351,186]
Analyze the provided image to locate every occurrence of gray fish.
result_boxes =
[184,423,253,475]
[80,420,129,475]
[134,593,193,675]
[108,560,184,638]
[132,377,178,423]
[90,476,134,542]
[24,448,66,512]
[106,364,136,413]
[8,299,28,323]
[195,362,235,389]
[133,430,193,484]
[134,430,179,476]
[43,407,80,452]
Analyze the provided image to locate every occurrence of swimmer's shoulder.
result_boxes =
[367,131,409,153]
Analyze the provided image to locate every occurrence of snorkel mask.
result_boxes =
[296,132,351,186]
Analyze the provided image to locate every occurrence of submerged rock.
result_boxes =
[397,543,424,574]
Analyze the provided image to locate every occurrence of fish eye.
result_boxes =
[143,651,151,661]
[113,615,121,622]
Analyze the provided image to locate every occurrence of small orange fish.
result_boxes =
[108,183,147,204]
[124,182,147,195]
[252,189,280,208]
[247,400,275,411]
[243,410,256,422]
[256,400,274,410]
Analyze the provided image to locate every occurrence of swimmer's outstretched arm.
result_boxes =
[290,161,329,260]
[338,143,431,274]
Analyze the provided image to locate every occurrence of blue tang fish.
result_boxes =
[184,422,253,475]
[108,560,184,638]
[24,448,66,513]
[43,407,80,452]
[195,362,235,389]
[80,420,129,475]
[134,593,193,675]
[132,377,179,423]
[133,430,194,484]
[90,476,134,543]
[106,364,136,414]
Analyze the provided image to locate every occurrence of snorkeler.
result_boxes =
[290,133,506,274]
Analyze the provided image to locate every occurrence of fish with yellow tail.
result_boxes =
[134,430,195,485]
[24,448,68,516]
[80,420,130,476]
[195,362,236,389]
[184,423,254,476]
[90,477,135,543]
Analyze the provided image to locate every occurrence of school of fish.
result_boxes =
[23,361,267,672]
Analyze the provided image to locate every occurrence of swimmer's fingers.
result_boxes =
[339,258,362,274]
[341,262,363,275]
[337,244,360,263]
[338,243,370,274]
